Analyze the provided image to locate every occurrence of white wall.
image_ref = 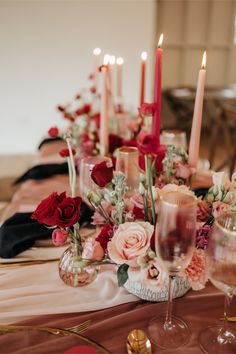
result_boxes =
[0,0,156,154]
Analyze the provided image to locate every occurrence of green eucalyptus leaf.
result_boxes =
[117,264,129,287]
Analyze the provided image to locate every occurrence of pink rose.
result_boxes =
[175,163,193,180]
[212,201,230,219]
[183,249,208,290]
[82,237,105,261]
[52,228,68,246]
[107,221,154,267]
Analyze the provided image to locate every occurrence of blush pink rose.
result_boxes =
[82,237,105,261]
[107,221,154,267]
[212,201,230,219]
[52,228,68,246]
[175,163,193,180]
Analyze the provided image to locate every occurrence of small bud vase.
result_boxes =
[58,242,100,287]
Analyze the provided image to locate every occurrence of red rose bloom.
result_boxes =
[31,192,66,226]
[96,224,114,251]
[91,161,113,188]
[154,144,167,172]
[138,102,156,117]
[109,134,123,154]
[54,196,82,228]
[138,133,160,155]
[48,126,59,138]
[59,148,76,157]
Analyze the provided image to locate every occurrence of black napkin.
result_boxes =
[14,163,69,185]
[38,136,63,150]
[0,202,93,258]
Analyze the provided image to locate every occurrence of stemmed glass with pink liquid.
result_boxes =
[148,191,197,349]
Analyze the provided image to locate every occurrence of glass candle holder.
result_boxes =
[79,155,112,204]
[160,129,187,150]
[115,146,139,196]
[110,113,138,140]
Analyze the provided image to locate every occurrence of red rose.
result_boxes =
[109,134,123,154]
[48,126,59,138]
[31,192,66,226]
[91,113,100,128]
[96,223,114,251]
[138,102,156,116]
[59,148,76,157]
[54,196,82,228]
[133,206,145,220]
[91,161,113,188]
[154,144,167,172]
[138,133,160,155]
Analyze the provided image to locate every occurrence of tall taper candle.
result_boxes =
[100,62,109,156]
[93,48,101,90]
[140,51,147,106]
[152,34,163,140]
[116,57,124,100]
[188,51,207,168]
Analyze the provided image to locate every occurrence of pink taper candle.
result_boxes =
[152,34,163,141]
[116,57,124,100]
[93,48,101,90]
[188,51,207,167]
[140,51,147,106]
[100,62,109,156]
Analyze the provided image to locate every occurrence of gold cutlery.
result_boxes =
[65,320,91,334]
[220,317,236,322]
[0,258,59,268]
[127,329,152,354]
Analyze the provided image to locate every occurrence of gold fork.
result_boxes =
[65,320,91,334]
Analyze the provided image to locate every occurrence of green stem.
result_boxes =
[66,138,76,198]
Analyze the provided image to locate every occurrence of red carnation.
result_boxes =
[109,134,123,154]
[31,192,66,226]
[96,223,114,251]
[91,161,113,188]
[138,103,156,117]
[138,133,160,155]
[54,196,82,228]
[59,148,76,157]
[48,126,59,138]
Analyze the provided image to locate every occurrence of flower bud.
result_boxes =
[139,182,145,196]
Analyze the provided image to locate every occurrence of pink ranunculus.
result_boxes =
[107,221,154,267]
[128,258,168,287]
[82,237,105,261]
[52,228,68,246]
[175,163,193,180]
[183,249,208,290]
[212,201,230,219]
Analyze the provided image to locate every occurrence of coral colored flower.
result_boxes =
[91,161,113,188]
[138,102,156,116]
[107,221,154,267]
[48,126,59,138]
[54,196,82,228]
[96,223,114,251]
[197,200,211,222]
[138,133,160,155]
[31,192,66,226]
[52,228,68,246]
[184,249,208,290]
[59,148,76,158]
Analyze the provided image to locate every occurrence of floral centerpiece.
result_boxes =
[86,132,236,300]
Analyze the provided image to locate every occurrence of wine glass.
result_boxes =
[199,212,236,353]
[148,191,197,349]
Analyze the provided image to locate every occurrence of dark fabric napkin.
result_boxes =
[14,163,69,185]
[0,202,93,258]
[38,136,63,150]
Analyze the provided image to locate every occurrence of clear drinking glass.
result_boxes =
[148,191,197,349]
[115,146,139,197]
[160,129,187,150]
[199,212,236,353]
[79,155,112,205]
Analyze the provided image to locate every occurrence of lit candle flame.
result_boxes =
[116,57,124,65]
[103,54,110,65]
[109,55,116,65]
[141,51,147,61]
[201,51,206,69]
[93,48,101,56]
[158,33,164,48]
